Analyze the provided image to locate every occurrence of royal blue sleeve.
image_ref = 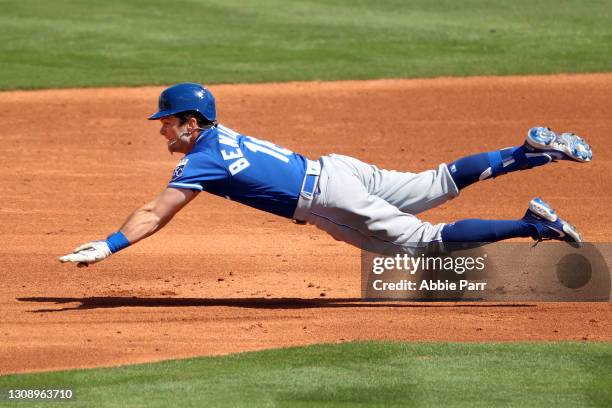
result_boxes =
[167,152,228,191]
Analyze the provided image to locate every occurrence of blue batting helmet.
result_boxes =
[148,83,216,121]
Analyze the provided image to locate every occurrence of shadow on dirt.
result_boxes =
[17,296,535,312]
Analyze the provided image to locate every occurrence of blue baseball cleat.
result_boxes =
[525,127,592,162]
[522,197,582,246]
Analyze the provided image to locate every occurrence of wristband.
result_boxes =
[106,231,130,253]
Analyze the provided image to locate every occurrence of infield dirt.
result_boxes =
[1,74,611,374]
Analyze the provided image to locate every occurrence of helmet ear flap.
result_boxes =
[148,83,216,121]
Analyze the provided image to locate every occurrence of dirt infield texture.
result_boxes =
[1,74,611,374]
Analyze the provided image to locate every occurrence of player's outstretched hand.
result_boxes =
[59,241,112,268]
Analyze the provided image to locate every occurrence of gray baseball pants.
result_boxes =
[293,154,459,252]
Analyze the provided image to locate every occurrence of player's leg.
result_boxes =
[306,155,446,253]
[309,193,445,252]
[327,154,460,215]
[448,127,592,190]
[306,156,581,251]
[440,197,581,244]
[364,126,592,215]
[310,173,579,249]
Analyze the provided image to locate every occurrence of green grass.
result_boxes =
[0,342,610,407]
[0,0,611,89]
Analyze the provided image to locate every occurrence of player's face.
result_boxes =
[159,116,195,154]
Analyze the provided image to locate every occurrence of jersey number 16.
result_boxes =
[243,137,293,163]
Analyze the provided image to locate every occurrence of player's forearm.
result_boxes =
[60,188,194,267]
[119,205,173,245]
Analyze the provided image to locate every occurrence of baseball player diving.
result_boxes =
[59,83,593,267]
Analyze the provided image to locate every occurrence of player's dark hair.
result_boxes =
[175,110,215,128]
